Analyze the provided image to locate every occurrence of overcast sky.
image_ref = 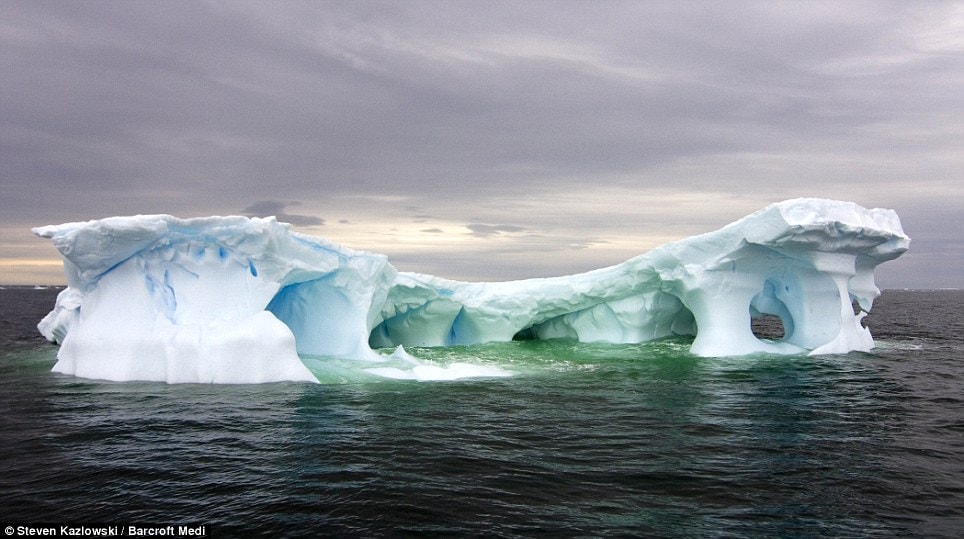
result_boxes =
[2,1,961,288]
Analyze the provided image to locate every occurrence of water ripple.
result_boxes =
[1,289,962,537]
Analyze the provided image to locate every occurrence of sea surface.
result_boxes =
[1,287,962,537]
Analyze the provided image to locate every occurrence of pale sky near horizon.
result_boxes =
[2,1,962,288]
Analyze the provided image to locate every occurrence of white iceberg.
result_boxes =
[34,198,909,384]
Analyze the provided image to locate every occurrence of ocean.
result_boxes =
[1,287,962,537]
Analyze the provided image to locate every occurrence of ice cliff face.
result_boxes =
[34,198,909,383]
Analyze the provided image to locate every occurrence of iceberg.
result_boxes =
[34,198,909,384]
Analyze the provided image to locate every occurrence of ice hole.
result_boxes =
[512,327,536,341]
[749,280,794,342]
[751,314,786,341]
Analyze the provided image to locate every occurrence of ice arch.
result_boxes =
[750,280,794,341]
[35,199,909,383]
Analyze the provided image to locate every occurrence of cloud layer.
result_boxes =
[2,1,961,287]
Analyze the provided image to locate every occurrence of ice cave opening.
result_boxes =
[749,279,794,344]
[751,314,786,341]
[508,292,699,345]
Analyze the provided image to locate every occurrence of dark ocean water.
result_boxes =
[1,287,962,538]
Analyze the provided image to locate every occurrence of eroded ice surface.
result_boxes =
[34,199,909,383]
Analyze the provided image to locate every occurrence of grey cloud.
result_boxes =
[2,1,961,286]
[5,1,956,206]
[242,201,324,227]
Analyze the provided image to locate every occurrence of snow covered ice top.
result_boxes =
[34,198,909,384]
